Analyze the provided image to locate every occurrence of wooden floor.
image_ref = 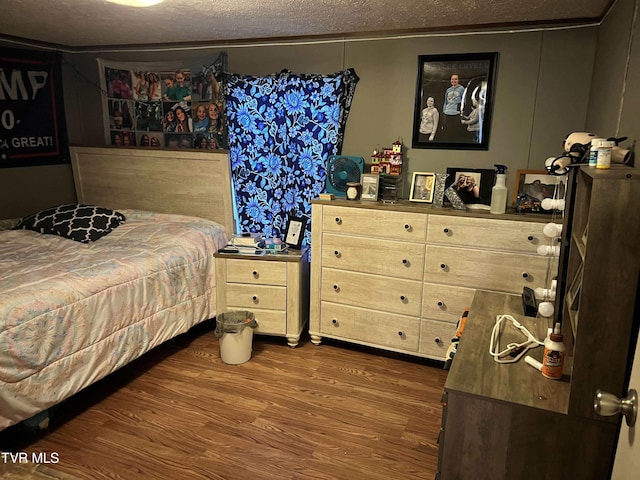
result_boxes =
[1,321,448,480]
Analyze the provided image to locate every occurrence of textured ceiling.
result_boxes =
[0,0,612,50]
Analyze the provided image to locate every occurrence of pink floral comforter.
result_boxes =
[0,210,229,430]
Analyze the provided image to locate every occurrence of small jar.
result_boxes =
[346,182,361,200]
[588,138,605,167]
[596,140,615,169]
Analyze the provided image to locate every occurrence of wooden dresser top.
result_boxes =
[445,290,571,415]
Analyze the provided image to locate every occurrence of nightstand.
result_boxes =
[214,247,310,347]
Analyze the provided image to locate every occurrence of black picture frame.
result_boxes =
[412,52,498,150]
[284,216,306,250]
[445,168,496,206]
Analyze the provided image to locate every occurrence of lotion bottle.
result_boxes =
[490,164,508,214]
[541,322,565,379]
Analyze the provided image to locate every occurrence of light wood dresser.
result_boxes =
[309,200,555,361]
[215,247,309,347]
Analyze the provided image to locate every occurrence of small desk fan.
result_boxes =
[325,155,364,197]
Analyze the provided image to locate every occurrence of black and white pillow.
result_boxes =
[15,204,126,243]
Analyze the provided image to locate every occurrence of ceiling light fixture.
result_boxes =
[106,0,165,7]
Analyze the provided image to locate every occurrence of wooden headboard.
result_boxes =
[70,146,235,234]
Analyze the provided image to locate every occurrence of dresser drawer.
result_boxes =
[320,302,420,352]
[419,319,458,359]
[322,205,427,241]
[225,259,287,286]
[251,308,287,335]
[427,215,546,253]
[321,268,422,316]
[225,283,286,310]
[422,283,476,323]
[424,245,550,293]
[322,233,424,280]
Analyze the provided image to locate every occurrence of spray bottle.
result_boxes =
[490,164,508,214]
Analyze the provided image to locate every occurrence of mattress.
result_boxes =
[0,209,229,430]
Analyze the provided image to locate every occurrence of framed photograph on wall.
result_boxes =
[360,173,380,201]
[513,170,568,213]
[445,167,495,206]
[412,52,498,150]
[409,172,436,203]
[284,216,307,249]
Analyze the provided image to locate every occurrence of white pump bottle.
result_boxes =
[490,164,508,214]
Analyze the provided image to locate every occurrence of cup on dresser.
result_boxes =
[346,182,361,200]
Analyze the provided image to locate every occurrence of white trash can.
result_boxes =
[214,311,257,365]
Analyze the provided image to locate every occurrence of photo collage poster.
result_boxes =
[100,53,227,150]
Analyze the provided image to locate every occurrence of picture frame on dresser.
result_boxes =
[284,215,306,249]
[409,172,436,203]
[360,173,380,201]
[445,167,495,206]
[513,170,567,213]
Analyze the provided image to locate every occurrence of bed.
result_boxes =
[0,146,235,431]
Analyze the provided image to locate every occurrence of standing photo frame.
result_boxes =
[513,170,568,213]
[284,216,307,249]
[360,173,380,201]
[412,52,498,150]
[409,172,436,203]
[445,167,495,206]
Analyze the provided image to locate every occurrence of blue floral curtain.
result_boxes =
[224,69,359,245]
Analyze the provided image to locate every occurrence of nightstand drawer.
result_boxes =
[225,284,286,310]
[419,319,458,359]
[225,259,287,286]
[422,283,476,323]
[322,233,424,280]
[320,302,420,352]
[321,268,422,316]
[252,308,287,335]
[427,215,545,253]
[424,245,549,293]
[322,205,427,241]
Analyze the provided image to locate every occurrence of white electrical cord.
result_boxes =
[489,314,544,363]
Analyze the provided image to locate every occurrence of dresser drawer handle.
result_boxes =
[440,263,447,270]
[335,217,342,225]
[332,318,338,325]
[437,301,444,308]
[333,284,340,291]
[522,272,530,279]
[527,235,535,242]
[252,295,258,302]
[398,331,404,337]
[400,295,406,302]
[334,250,341,257]
[443,228,450,234]
[434,337,441,344]
[252,270,259,277]
[402,259,409,265]
[404,223,411,231]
